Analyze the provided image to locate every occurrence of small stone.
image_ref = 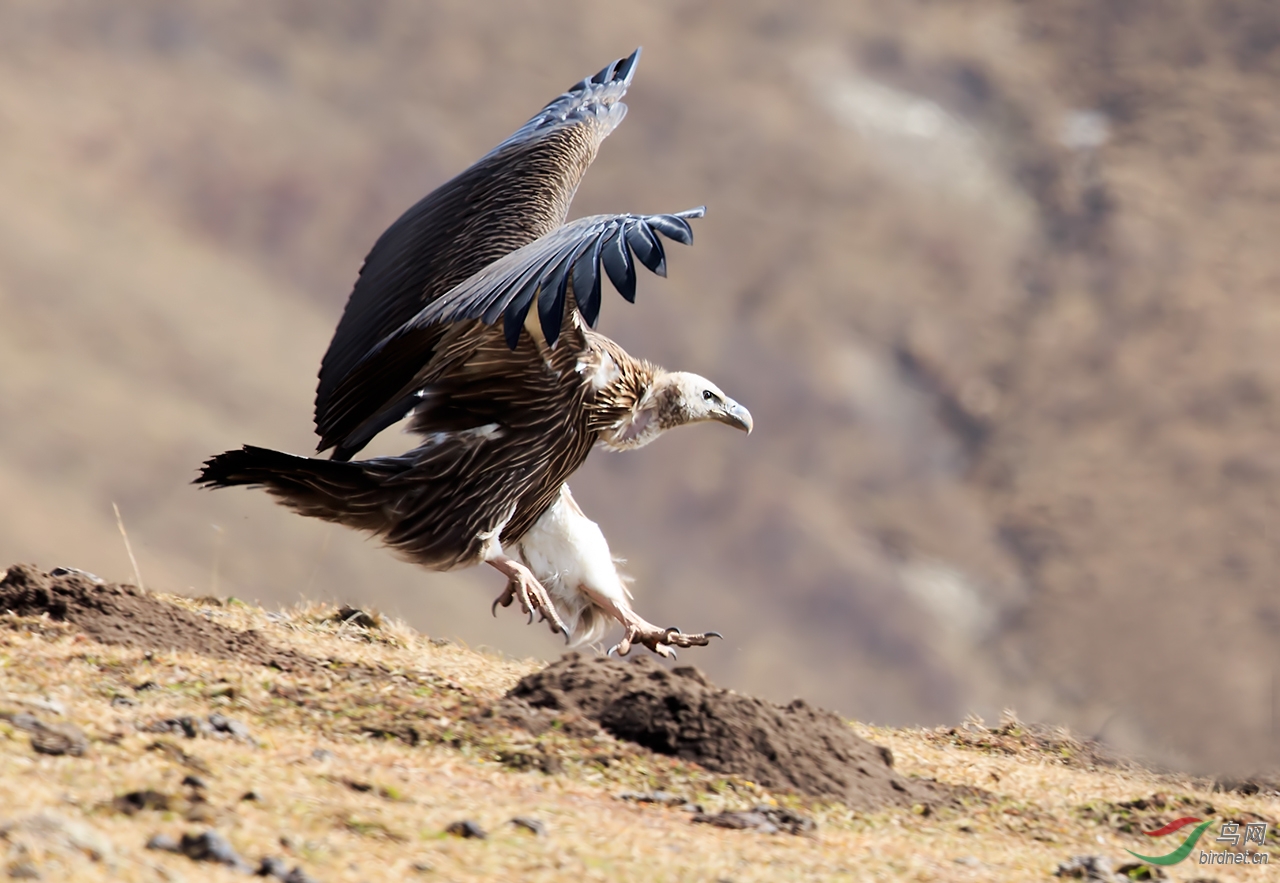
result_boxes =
[310,749,334,762]
[333,606,380,629]
[29,721,89,757]
[444,820,486,839]
[178,830,252,872]
[616,791,686,806]
[256,856,289,878]
[692,806,816,836]
[208,713,252,741]
[280,867,318,883]
[411,861,434,873]
[110,696,137,709]
[112,790,170,815]
[1054,855,1114,879]
[146,833,180,852]
[181,775,206,790]
[510,817,546,836]
[241,791,260,802]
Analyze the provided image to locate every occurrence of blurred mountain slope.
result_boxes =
[1,0,1278,767]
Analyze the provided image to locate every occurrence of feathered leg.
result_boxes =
[517,485,721,657]
[487,555,571,641]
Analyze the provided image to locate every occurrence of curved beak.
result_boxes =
[714,398,753,434]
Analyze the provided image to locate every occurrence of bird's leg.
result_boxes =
[575,584,721,659]
[486,555,570,641]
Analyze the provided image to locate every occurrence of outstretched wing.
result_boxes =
[317,209,703,459]
[315,49,641,435]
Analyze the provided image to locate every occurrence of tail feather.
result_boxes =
[196,445,394,532]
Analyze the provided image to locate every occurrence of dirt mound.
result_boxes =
[503,653,945,811]
[0,564,318,673]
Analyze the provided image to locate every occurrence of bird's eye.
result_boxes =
[702,390,719,403]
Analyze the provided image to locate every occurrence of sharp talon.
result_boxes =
[527,610,534,624]
[492,598,500,617]
[561,626,571,645]
[607,644,619,657]
[706,631,723,640]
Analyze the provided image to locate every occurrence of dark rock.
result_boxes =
[510,817,546,836]
[617,790,687,806]
[444,820,486,839]
[256,856,290,878]
[281,868,319,883]
[1055,855,1115,879]
[332,606,380,629]
[111,790,170,815]
[143,716,211,738]
[208,713,252,741]
[181,775,206,790]
[177,829,253,872]
[692,805,816,836]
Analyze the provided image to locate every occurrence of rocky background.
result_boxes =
[1,0,1278,769]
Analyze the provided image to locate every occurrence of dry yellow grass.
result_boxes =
[1,594,1277,882]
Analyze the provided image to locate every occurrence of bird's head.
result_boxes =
[602,370,752,451]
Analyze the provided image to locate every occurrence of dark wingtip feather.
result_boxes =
[601,226,637,303]
[575,236,605,327]
[646,211,700,246]
[504,289,534,349]
[538,261,572,346]
[625,220,667,277]
[616,47,642,85]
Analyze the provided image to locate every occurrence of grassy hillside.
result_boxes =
[2,567,1278,882]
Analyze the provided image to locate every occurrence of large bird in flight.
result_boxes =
[198,50,751,656]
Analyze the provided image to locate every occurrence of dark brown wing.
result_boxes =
[314,50,640,437]
[316,209,702,459]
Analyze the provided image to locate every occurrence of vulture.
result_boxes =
[197,50,751,657]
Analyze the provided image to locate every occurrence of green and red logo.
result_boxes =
[1125,817,1214,866]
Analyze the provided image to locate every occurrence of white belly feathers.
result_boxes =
[515,484,630,646]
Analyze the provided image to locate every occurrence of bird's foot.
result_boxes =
[607,623,722,659]
[487,558,570,642]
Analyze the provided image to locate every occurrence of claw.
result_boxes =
[486,559,571,639]
[705,631,723,640]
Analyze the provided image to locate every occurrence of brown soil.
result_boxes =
[0,564,319,674]
[502,652,949,811]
